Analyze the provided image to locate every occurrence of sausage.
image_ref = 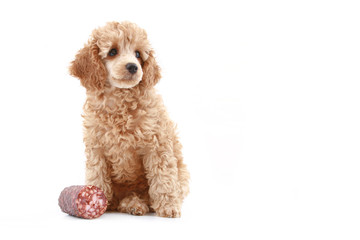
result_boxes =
[58,185,108,219]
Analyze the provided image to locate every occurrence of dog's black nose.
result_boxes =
[126,63,138,74]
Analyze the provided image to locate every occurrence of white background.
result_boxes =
[0,0,359,239]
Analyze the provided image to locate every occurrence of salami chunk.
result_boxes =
[58,185,108,219]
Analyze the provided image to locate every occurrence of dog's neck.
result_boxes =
[85,83,154,114]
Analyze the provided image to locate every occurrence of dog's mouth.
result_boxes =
[112,75,141,84]
[109,75,142,89]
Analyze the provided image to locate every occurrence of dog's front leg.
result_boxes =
[85,147,114,209]
[143,146,182,218]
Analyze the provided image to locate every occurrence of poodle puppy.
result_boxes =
[70,21,189,218]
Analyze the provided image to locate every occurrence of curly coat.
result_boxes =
[70,22,189,217]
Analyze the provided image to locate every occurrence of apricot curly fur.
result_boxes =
[70,21,189,218]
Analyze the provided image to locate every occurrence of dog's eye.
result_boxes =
[135,51,140,58]
[108,48,118,57]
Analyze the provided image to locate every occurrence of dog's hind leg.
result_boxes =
[117,193,150,216]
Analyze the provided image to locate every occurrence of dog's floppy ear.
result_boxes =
[141,50,161,88]
[70,40,107,91]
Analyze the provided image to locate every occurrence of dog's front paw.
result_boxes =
[156,205,181,218]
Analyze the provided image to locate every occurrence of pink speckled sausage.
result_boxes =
[58,185,108,219]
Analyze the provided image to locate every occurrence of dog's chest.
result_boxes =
[84,92,161,183]
[107,150,144,183]
[98,111,151,183]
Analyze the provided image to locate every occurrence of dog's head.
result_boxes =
[70,22,161,91]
